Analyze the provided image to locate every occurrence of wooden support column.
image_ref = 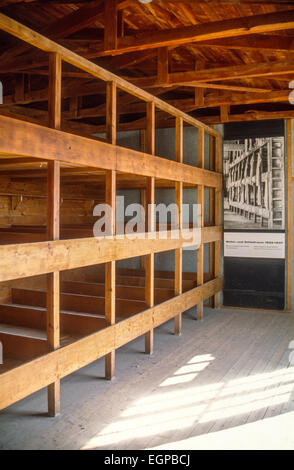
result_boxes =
[145,101,155,354]
[106,81,117,145]
[174,116,183,335]
[157,47,169,85]
[69,96,79,119]
[118,9,125,39]
[47,52,61,417]
[220,104,230,122]
[286,119,292,312]
[104,0,118,51]
[105,81,117,379]
[105,170,116,379]
[140,129,147,271]
[197,127,205,320]
[214,134,222,309]
[195,61,204,107]
[14,74,25,103]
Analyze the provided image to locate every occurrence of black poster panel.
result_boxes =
[223,120,286,310]
[224,257,285,310]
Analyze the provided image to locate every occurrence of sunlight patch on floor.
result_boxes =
[81,356,294,450]
[151,410,294,450]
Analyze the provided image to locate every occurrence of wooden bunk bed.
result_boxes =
[0,13,223,417]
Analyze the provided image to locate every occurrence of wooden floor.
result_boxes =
[0,307,294,450]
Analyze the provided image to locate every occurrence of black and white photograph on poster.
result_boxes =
[223,137,285,231]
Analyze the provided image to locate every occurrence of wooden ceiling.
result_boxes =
[1,0,294,129]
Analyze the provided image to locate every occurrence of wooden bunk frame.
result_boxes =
[0,14,223,416]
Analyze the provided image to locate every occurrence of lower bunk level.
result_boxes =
[0,264,223,412]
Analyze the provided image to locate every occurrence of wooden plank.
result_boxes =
[174,116,183,335]
[286,120,292,312]
[0,117,222,188]
[145,101,155,354]
[197,127,205,320]
[61,280,174,303]
[11,287,145,318]
[0,304,107,336]
[0,331,48,361]
[0,277,223,412]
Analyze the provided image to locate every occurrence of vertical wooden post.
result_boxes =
[286,119,292,312]
[197,127,205,320]
[140,130,147,271]
[174,116,183,335]
[214,134,222,309]
[106,81,117,145]
[145,101,155,354]
[48,53,61,130]
[146,101,155,156]
[47,52,61,417]
[104,0,118,51]
[105,81,117,378]
[220,105,230,123]
[157,47,169,85]
[140,187,147,270]
[140,129,146,153]
[194,61,204,107]
[105,170,116,379]
[118,9,125,38]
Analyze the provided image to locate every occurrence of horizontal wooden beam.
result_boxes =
[0,276,223,411]
[197,35,294,53]
[0,116,222,187]
[0,228,207,282]
[200,109,294,124]
[91,10,294,56]
[203,225,223,244]
[61,33,294,55]
[127,60,294,88]
[59,89,289,121]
